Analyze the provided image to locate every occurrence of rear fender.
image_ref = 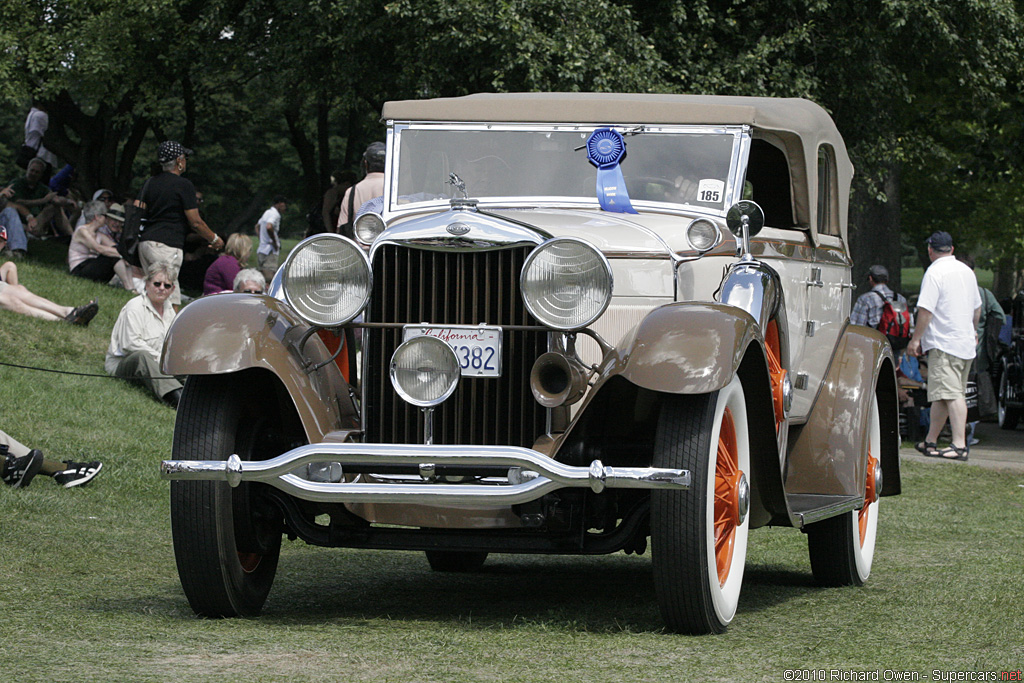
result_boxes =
[785,324,900,498]
[161,294,357,443]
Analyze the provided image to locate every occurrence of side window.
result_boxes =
[817,145,839,236]
[746,139,796,228]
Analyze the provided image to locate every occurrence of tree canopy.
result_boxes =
[2,0,1023,291]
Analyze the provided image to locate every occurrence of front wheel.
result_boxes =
[170,374,289,617]
[806,393,881,586]
[651,376,751,634]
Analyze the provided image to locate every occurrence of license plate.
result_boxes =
[403,325,503,377]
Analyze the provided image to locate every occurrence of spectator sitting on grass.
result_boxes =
[1,184,29,259]
[74,188,114,228]
[7,158,74,238]
[233,267,266,294]
[68,201,140,291]
[105,263,183,408]
[203,233,251,295]
[1,428,103,489]
[0,228,98,325]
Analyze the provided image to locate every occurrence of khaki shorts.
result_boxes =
[138,241,184,306]
[257,252,279,281]
[926,349,972,402]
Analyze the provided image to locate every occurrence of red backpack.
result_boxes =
[874,291,912,350]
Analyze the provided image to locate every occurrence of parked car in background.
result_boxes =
[161,93,901,634]
[998,292,1024,429]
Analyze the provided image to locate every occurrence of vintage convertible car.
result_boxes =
[161,93,901,634]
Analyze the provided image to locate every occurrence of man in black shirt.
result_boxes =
[137,141,223,305]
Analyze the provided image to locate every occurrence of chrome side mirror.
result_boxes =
[726,200,765,259]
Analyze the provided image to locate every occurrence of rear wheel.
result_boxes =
[998,367,1020,430]
[651,376,750,634]
[807,394,880,586]
[424,551,488,572]
[170,374,290,617]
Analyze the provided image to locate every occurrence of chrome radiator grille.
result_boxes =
[364,245,548,447]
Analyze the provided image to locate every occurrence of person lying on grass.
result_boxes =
[1,428,103,489]
[0,227,98,325]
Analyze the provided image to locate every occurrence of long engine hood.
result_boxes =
[377,206,674,257]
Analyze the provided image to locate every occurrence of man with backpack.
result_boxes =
[851,264,912,350]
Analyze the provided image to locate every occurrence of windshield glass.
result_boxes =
[393,125,740,211]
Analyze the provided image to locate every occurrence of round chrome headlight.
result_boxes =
[390,336,461,407]
[520,238,613,331]
[354,212,385,244]
[282,234,371,326]
[686,219,720,252]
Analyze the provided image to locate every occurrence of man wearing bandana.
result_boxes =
[136,141,224,306]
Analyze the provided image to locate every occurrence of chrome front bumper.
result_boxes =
[160,443,690,506]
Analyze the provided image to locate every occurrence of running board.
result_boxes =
[786,494,863,528]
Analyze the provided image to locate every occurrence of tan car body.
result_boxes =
[160,93,902,628]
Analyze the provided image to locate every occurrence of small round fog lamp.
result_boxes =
[686,219,720,252]
[390,336,461,407]
[355,212,385,244]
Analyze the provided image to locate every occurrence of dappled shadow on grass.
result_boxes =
[251,547,820,632]
[87,549,825,633]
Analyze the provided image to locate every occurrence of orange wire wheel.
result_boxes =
[859,453,879,547]
[714,407,741,585]
[764,320,787,433]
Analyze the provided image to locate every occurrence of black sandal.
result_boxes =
[936,444,969,461]
[65,300,99,327]
[915,441,938,456]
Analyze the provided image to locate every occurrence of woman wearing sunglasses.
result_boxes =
[104,263,184,408]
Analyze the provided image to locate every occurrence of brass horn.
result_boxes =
[530,352,589,407]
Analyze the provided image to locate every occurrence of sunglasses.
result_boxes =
[150,281,174,289]
[241,288,263,294]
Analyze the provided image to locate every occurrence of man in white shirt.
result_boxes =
[336,142,385,239]
[105,263,183,407]
[907,231,982,460]
[24,104,59,169]
[257,195,286,281]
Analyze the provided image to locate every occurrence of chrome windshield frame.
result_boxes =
[384,122,750,222]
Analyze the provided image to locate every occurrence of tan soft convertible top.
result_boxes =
[382,93,853,241]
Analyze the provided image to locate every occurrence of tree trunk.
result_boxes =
[317,95,331,195]
[283,101,319,210]
[991,254,1020,302]
[848,164,903,297]
[226,192,265,235]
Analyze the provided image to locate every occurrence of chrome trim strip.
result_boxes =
[793,496,863,527]
[161,443,690,505]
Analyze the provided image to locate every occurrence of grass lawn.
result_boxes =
[900,267,994,298]
[2,244,1022,682]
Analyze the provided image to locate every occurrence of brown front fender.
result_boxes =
[554,302,789,528]
[614,302,761,395]
[161,294,357,443]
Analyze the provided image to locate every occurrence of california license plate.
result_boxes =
[403,325,503,377]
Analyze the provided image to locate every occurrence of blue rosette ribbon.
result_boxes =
[586,128,637,214]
